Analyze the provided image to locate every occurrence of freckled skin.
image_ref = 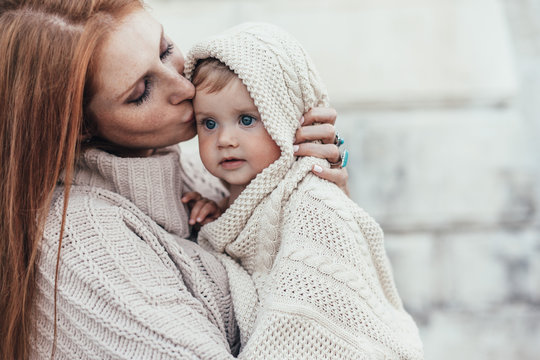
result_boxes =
[88,9,196,157]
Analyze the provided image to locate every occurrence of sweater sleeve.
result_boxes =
[33,189,236,360]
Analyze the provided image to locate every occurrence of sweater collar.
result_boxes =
[70,146,190,238]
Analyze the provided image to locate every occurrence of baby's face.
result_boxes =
[193,75,281,187]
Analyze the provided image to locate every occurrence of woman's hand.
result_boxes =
[294,107,350,196]
[181,192,223,226]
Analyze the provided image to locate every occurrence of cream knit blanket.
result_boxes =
[187,23,423,359]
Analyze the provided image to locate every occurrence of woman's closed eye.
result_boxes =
[160,43,174,61]
[127,39,173,106]
[128,78,152,106]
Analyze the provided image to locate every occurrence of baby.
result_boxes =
[184,23,423,359]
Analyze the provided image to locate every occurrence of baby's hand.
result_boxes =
[181,192,222,226]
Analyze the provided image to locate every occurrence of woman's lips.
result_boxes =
[183,112,195,124]
[220,158,246,170]
[180,106,195,124]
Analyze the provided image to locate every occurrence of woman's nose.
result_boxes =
[169,73,195,105]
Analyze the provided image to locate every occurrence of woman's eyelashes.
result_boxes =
[128,42,174,106]
[129,78,152,106]
[160,43,174,61]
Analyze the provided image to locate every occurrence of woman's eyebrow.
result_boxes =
[159,25,164,51]
[116,25,165,102]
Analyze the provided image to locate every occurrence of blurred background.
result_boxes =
[146,0,540,358]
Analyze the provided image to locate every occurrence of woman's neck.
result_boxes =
[88,137,156,157]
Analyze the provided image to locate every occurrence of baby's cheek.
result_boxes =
[198,139,214,168]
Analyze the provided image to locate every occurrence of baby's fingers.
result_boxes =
[182,191,202,205]
[189,200,207,225]
[189,200,222,225]
[198,202,222,225]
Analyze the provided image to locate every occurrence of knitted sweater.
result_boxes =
[187,23,424,359]
[31,146,240,359]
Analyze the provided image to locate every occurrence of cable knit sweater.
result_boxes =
[186,23,424,359]
[32,145,240,359]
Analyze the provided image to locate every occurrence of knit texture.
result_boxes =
[187,23,424,359]
[31,146,239,359]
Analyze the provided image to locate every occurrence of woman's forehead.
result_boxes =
[94,9,162,100]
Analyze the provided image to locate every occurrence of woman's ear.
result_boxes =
[79,110,99,146]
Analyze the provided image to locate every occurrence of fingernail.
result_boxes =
[189,219,195,225]
[299,116,305,125]
[313,165,323,173]
[293,145,299,153]
[197,217,202,222]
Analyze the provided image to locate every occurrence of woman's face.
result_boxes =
[88,9,196,157]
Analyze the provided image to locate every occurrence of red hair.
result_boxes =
[0,0,142,358]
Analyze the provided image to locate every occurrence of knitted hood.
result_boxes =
[185,23,330,250]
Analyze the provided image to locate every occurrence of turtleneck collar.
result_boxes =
[69,145,190,238]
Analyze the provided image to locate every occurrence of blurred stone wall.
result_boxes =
[146,0,540,358]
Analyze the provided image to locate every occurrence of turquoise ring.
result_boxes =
[341,149,349,168]
[329,148,349,169]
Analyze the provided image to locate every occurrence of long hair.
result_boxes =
[0,1,142,358]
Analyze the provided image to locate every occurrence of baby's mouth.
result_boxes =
[220,157,246,169]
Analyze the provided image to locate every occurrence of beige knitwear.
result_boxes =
[186,23,424,359]
[32,145,240,359]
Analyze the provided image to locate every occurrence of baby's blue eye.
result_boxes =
[240,115,256,126]
[204,119,217,130]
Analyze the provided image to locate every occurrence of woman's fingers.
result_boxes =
[296,107,339,144]
[298,106,350,196]
[312,165,350,197]
[294,142,341,163]
[295,123,336,144]
[302,107,337,126]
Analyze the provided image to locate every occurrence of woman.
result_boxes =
[0,0,348,359]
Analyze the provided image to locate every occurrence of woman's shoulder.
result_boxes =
[43,184,154,249]
[36,185,238,360]
[40,184,191,312]
[47,183,143,217]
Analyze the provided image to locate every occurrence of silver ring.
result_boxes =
[334,132,345,147]
[329,147,349,169]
